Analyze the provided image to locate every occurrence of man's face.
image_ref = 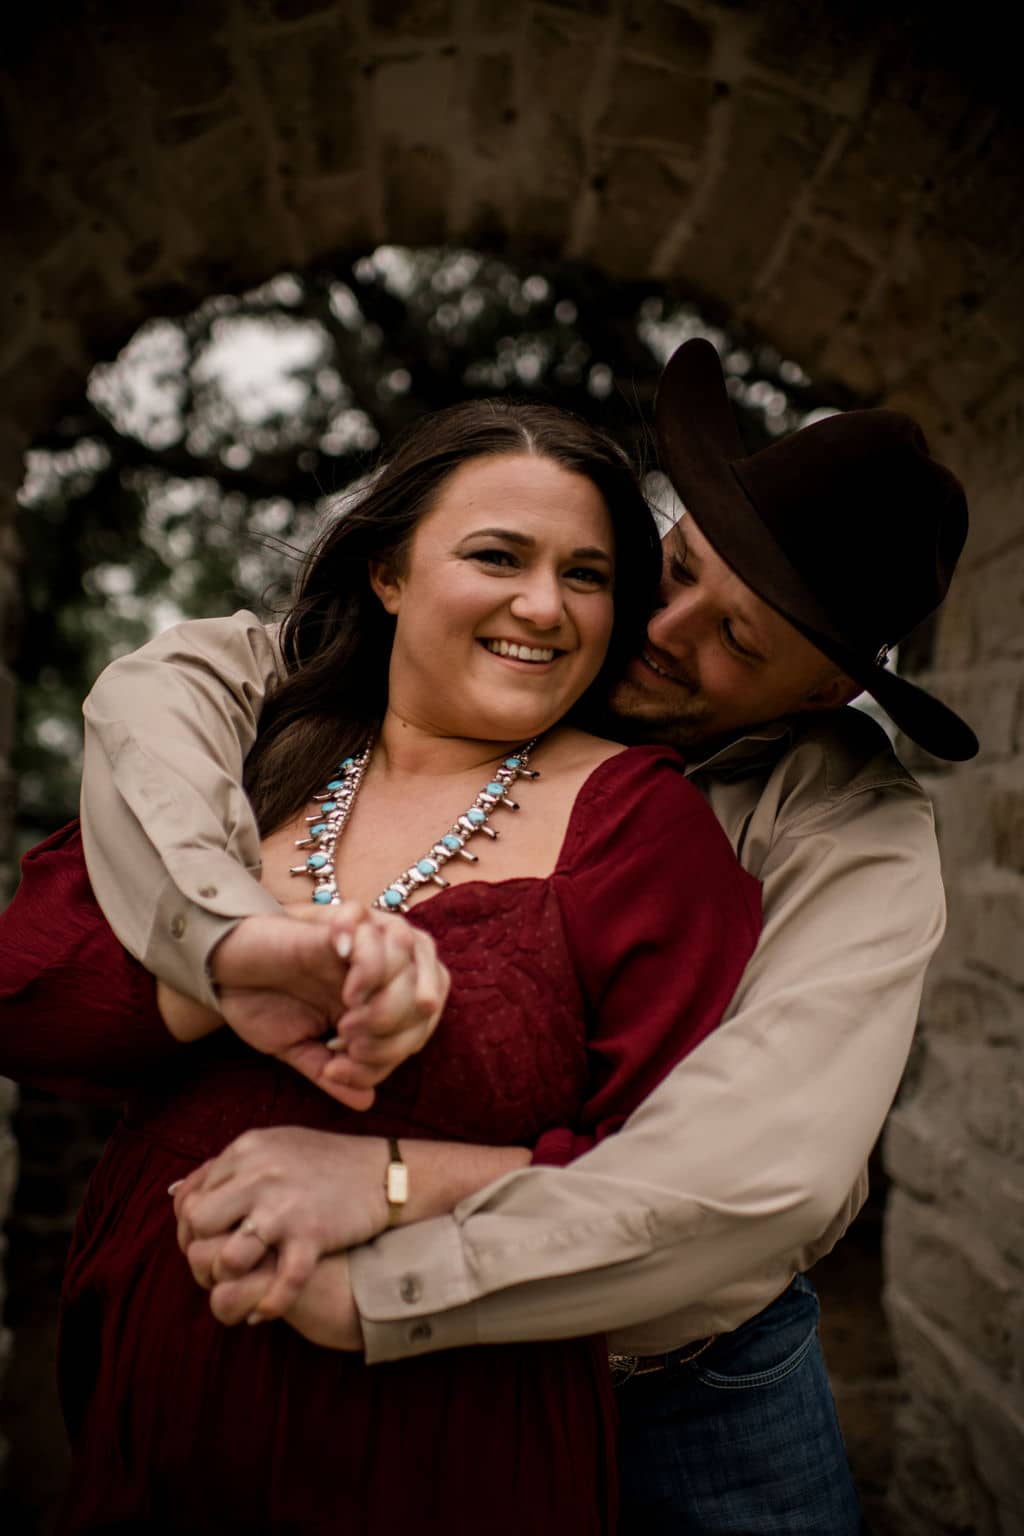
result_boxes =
[608,513,851,750]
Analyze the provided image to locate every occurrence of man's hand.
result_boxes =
[168,906,450,1109]
[209,1252,363,1350]
[173,1127,391,1318]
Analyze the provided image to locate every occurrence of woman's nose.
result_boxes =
[509,575,565,630]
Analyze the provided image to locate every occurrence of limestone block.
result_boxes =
[588,149,691,277]
[962,1044,1024,1164]
[990,766,1024,874]
[251,20,362,177]
[886,1191,1021,1382]
[911,663,1020,763]
[368,0,452,32]
[108,14,233,108]
[964,1379,1024,1528]
[372,52,456,146]
[960,865,1024,990]
[883,1104,965,1203]
[675,88,836,302]
[955,1149,1024,1274]
[468,53,516,156]
[621,1,711,71]
[381,143,450,246]
[749,229,875,367]
[920,967,1023,1049]
[598,60,710,154]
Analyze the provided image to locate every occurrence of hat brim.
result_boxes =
[654,340,979,763]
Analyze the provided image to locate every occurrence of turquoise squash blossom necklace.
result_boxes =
[291,738,540,914]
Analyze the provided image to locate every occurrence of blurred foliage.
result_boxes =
[14,247,836,850]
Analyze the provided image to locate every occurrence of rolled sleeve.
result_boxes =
[80,612,285,1005]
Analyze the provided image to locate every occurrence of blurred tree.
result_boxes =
[14,248,837,848]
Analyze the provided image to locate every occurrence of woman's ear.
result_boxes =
[369,559,403,615]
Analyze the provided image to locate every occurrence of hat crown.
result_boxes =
[731,409,968,658]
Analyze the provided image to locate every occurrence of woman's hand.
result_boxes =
[208,1252,363,1350]
[329,907,449,1091]
[173,1127,392,1318]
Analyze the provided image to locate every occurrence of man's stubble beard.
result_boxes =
[602,675,717,751]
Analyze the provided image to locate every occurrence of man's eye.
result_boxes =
[722,621,755,660]
[669,557,693,585]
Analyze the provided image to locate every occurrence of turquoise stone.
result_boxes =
[442,834,461,851]
[312,890,333,904]
[504,757,521,769]
[310,823,327,837]
[306,853,328,870]
[326,779,344,791]
[320,800,337,813]
[341,758,355,768]
[383,888,404,908]
[417,858,438,876]
[467,808,486,825]
[486,782,504,797]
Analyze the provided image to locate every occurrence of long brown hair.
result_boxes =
[245,397,661,833]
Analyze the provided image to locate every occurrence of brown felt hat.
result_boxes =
[655,338,978,762]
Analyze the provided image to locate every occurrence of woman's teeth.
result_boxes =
[483,639,557,663]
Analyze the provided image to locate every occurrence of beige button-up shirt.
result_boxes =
[80,612,944,1363]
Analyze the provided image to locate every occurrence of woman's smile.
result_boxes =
[479,638,564,665]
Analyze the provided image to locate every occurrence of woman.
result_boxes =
[2,399,760,1534]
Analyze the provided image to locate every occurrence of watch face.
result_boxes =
[386,1161,409,1205]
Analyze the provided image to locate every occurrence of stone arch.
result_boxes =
[1,3,1021,1528]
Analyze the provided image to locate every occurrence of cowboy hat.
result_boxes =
[655,338,978,761]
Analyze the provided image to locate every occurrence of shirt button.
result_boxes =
[409,1322,432,1344]
[170,914,187,939]
[399,1274,421,1304]
[198,885,218,898]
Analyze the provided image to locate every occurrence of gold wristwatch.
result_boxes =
[384,1137,409,1227]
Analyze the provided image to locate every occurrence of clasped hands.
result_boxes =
[158,899,450,1111]
[173,1126,381,1349]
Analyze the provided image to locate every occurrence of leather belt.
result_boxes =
[608,1335,716,1385]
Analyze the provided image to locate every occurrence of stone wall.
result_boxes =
[1,0,1022,1523]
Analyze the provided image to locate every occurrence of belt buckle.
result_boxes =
[608,1352,639,1386]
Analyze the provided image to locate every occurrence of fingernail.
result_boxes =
[168,1180,183,1195]
[247,1313,265,1326]
[326,1035,347,1053]
[336,933,352,960]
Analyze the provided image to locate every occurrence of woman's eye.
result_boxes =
[470,548,518,568]
[566,566,610,587]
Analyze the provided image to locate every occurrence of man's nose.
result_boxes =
[646,586,702,653]
[510,573,565,630]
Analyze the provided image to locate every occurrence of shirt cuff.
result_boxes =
[144,860,282,1008]
[349,1216,483,1363]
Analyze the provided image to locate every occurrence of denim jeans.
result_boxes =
[616,1275,864,1534]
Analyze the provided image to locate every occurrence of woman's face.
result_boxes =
[372,452,616,746]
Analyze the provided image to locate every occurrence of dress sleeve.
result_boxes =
[535,747,762,1162]
[0,822,180,1102]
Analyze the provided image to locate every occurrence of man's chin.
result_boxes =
[605,679,716,750]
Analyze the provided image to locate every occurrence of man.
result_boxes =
[76,338,976,1531]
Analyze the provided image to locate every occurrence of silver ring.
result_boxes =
[240,1218,268,1246]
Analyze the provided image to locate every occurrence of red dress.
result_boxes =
[0,746,761,1536]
